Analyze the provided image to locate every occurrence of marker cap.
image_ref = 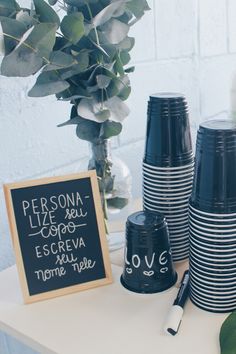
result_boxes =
[163,305,184,336]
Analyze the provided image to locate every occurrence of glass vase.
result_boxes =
[76,138,132,250]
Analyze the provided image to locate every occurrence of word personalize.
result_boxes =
[20,191,97,284]
[22,192,88,239]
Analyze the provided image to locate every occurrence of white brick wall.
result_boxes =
[1,0,236,270]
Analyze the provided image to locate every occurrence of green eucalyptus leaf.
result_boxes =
[102,19,129,44]
[90,38,110,57]
[16,10,34,27]
[48,0,58,5]
[78,98,109,123]
[76,118,100,143]
[43,50,76,71]
[96,74,111,89]
[107,197,129,210]
[120,50,131,65]
[59,51,89,79]
[117,36,135,51]
[61,12,85,45]
[1,23,57,77]
[33,0,60,27]
[106,75,130,100]
[66,0,99,4]
[56,85,91,101]
[70,104,78,119]
[58,116,83,127]
[220,311,236,354]
[125,66,135,73]
[26,23,57,58]
[100,120,122,139]
[0,22,4,54]
[92,1,126,27]
[95,109,110,121]
[0,17,27,55]
[78,95,129,123]
[114,53,124,75]
[0,0,20,17]
[105,96,130,121]
[28,71,70,97]
[126,0,150,19]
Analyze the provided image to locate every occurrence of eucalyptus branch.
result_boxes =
[0,0,150,225]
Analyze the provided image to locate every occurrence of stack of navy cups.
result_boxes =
[189,120,236,313]
[143,93,194,262]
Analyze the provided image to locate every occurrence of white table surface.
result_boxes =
[0,262,228,354]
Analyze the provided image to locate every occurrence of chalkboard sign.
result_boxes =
[4,171,112,303]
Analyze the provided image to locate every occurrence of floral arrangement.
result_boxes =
[0,0,150,222]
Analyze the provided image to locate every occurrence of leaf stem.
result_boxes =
[2,32,50,64]
[85,2,100,47]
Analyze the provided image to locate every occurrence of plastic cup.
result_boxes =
[144,93,193,167]
[190,119,236,213]
[120,211,177,293]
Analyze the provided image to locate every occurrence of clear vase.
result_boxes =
[88,139,132,250]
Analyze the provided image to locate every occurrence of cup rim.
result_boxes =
[189,204,236,217]
[170,227,189,234]
[189,228,236,243]
[143,174,194,186]
[166,217,189,223]
[171,239,189,245]
[170,234,189,242]
[144,205,189,216]
[142,167,194,180]
[191,288,235,299]
[143,180,193,190]
[172,252,189,259]
[189,235,236,249]
[189,216,236,233]
[143,186,192,197]
[143,195,190,205]
[190,244,236,260]
[189,213,236,228]
[190,258,236,276]
[190,294,236,309]
[143,161,194,171]
[143,179,193,191]
[143,172,194,180]
[143,167,194,175]
[189,210,236,223]
[144,201,190,210]
[190,247,236,264]
[190,297,236,312]
[168,222,189,228]
[190,251,236,268]
[190,270,236,287]
[171,243,189,250]
[191,267,236,284]
[190,277,236,295]
[190,288,236,302]
[190,264,236,280]
[189,224,236,238]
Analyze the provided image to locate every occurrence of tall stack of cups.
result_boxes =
[189,120,236,313]
[143,93,194,262]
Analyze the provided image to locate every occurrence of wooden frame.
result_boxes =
[4,170,113,304]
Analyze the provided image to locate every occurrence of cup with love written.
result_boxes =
[120,211,177,294]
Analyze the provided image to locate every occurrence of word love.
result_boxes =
[125,248,170,276]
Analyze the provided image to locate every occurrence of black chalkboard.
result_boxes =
[4,171,112,303]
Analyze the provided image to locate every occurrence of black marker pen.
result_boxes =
[163,269,190,336]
